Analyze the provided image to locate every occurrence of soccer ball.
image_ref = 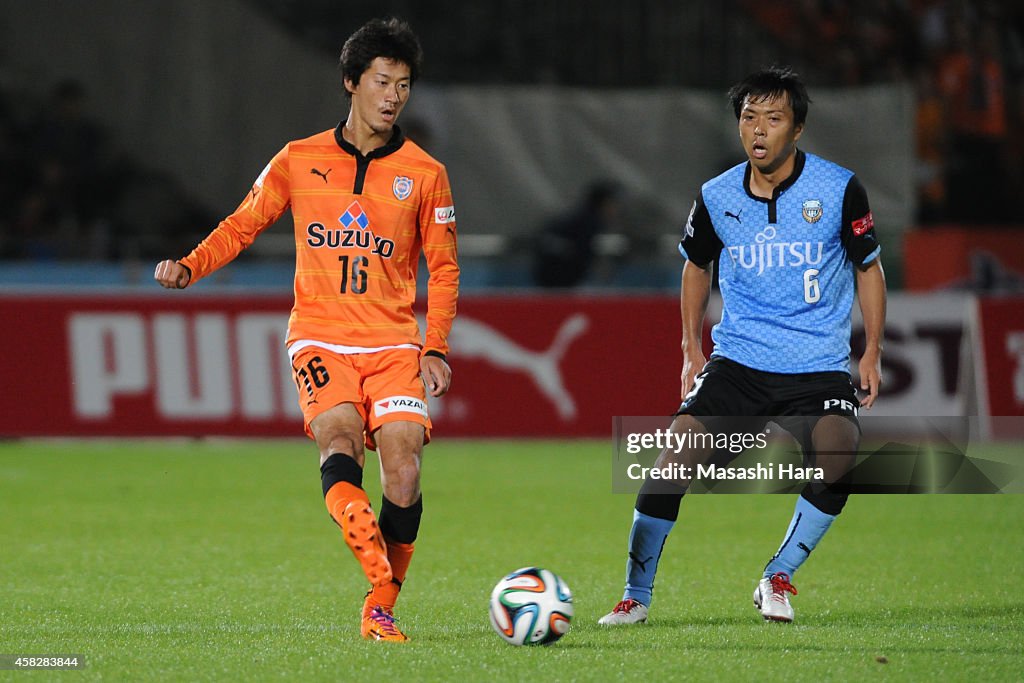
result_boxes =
[488,567,573,646]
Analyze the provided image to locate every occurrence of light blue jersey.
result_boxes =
[679,151,880,374]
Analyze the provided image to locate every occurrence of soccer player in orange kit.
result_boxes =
[154,18,458,642]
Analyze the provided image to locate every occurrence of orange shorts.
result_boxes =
[290,346,431,450]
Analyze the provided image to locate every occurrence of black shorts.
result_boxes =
[675,356,860,451]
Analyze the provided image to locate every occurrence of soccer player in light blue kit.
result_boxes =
[600,67,886,624]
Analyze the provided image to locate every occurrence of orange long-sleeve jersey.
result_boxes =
[180,125,459,356]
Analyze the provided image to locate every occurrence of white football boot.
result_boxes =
[597,598,649,625]
[753,572,797,622]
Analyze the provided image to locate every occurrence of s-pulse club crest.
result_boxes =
[393,175,413,201]
[802,199,823,223]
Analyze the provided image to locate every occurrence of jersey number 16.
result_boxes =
[339,255,368,294]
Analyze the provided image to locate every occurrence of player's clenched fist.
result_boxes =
[154,260,190,289]
[420,355,452,397]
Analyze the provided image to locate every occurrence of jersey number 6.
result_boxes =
[803,268,821,304]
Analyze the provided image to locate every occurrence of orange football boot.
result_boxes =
[361,606,409,642]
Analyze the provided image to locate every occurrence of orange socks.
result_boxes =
[321,454,423,619]
[387,540,415,584]
[365,540,415,614]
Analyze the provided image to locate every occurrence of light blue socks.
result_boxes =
[622,509,675,606]
[763,495,836,578]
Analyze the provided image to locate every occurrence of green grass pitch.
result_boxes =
[1,439,1022,681]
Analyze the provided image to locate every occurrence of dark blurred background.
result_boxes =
[0,0,1022,290]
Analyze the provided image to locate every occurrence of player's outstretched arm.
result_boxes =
[159,147,292,289]
[680,260,713,399]
[154,260,191,289]
[855,258,886,409]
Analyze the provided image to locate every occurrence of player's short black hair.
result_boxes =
[728,66,811,127]
[339,18,423,94]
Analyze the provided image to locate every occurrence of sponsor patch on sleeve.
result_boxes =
[374,396,429,419]
[851,211,874,236]
[434,206,456,224]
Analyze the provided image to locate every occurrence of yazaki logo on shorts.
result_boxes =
[375,396,428,418]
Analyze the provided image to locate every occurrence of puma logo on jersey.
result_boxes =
[310,168,332,183]
[725,209,742,223]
